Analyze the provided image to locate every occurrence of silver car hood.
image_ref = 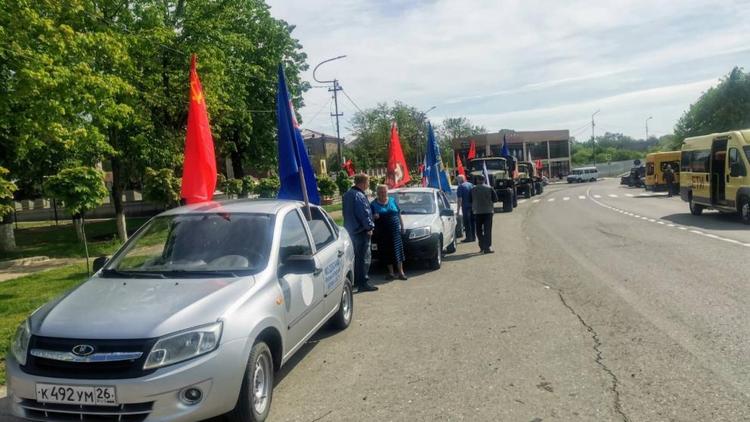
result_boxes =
[401,213,436,230]
[32,276,254,339]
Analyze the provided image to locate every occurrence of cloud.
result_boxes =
[267,0,750,139]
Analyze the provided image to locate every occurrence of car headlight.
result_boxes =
[409,226,431,240]
[11,319,31,366]
[143,322,223,370]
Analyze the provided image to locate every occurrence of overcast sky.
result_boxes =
[267,0,750,141]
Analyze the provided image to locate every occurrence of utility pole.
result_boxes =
[591,109,600,166]
[313,55,347,165]
[645,116,653,141]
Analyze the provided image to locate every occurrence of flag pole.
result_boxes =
[298,168,312,220]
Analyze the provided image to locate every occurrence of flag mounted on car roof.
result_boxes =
[181,54,217,204]
[425,122,451,193]
[276,64,320,206]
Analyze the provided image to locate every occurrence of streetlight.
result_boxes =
[313,55,347,164]
[645,116,653,141]
[591,109,600,166]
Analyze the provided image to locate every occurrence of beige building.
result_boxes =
[301,129,343,175]
[453,129,571,177]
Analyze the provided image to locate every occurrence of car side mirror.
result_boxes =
[279,254,317,277]
[92,256,109,273]
[440,208,454,217]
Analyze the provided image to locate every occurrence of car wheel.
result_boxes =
[689,195,704,216]
[330,278,353,329]
[502,189,513,213]
[512,191,518,207]
[429,238,442,270]
[537,183,544,194]
[227,342,274,422]
[739,196,750,225]
[524,187,531,199]
[446,236,456,254]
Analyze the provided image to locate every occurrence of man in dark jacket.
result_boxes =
[470,175,499,253]
[456,175,475,242]
[343,173,378,292]
[664,165,675,197]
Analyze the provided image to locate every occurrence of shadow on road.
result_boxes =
[661,212,747,231]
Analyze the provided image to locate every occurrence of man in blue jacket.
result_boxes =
[343,173,378,292]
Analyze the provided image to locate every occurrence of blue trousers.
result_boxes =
[351,232,371,288]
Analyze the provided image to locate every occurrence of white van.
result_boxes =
[567,167,599,183]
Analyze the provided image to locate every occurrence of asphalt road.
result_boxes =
[3,178,749,421]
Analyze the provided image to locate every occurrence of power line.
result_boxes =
[305,97,333,125]
[340,88,363,114]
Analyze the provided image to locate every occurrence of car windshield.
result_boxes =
[470,159,506,171]
[390,192,436,215]
[103,213,275,277]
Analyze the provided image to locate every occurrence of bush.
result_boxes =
[241,176,258,196]
[317,176,337,198]
[217,174,243,198]
[335,170,352,195]
[258,176,280,198]
[43,167,108,216]
[369,176,385,193]
[143,168,181,208]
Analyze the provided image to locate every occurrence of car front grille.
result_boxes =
[19,399,153,422]
[23,336,157,379]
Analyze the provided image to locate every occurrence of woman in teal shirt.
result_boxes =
[371,184,407,280]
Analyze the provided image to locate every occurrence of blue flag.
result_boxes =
[276,64,320,205]
[425,123,451,193]
[501,133,510,157]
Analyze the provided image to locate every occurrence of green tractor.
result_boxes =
[468,157,517,213]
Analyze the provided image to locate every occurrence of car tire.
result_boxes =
[524,187,531,199]
[429,238,442,270]
[227,342,274,422]
[739,196,750,225]
[689,195,704,216]
[502,189,513,213]
[330,278,353,330]
[537,183,543,194]
[512,190,518,208]
[446,236,456,254]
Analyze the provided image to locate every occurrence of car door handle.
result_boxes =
[337,250,344,258]
[313,267,322,276]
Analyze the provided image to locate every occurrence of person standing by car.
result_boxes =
[470,175,499,253]
[664,164,675,197]
[456,174,475,242]
[371,184,407,281]
[343,173,378,292]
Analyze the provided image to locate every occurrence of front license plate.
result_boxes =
[371,243,378,251]
[36,383,117,406]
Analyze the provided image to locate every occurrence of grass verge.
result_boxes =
[1,264,88,385]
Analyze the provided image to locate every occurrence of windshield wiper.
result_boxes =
[164,270,241,278]
[101,269,167,279]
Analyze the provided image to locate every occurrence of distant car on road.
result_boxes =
[386,187,457,269]
[6,199,355,422]
[567,167,599,183]
[621,165,646,187]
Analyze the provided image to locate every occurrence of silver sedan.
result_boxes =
[6,200,355,422]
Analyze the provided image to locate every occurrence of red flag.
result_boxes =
[467,139,476,160]
[342,159,355,176]
[181,54,217,204]
[535,159,543,170]
[456,154,466,177]
[386,122,411,188]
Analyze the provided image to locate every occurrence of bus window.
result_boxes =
[646,162,654,175]
[729,148,747,177]
[690,150,710,172]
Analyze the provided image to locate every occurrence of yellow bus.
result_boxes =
[680,129,750,224]
[645,151,681,192]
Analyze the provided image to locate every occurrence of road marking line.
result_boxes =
[648,219,656,222]
[518,199,527,204]
[634,214,641,218]
[657,221,665,225]
[578,195,586,199]
[678,227,687,230]
[548,198,555,202]
[532,199,540,203]
[625,193,634,197]
[563,197,570,201]
[641,217,649,220]
[608,194,618,198]
[667,224,675,227]
[594,194,602,198]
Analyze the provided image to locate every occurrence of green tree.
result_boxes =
[143,168,181,209]
[674,67,750,147]
[0,167,18,252]
[436,117,486,165]
[43,167,108,272]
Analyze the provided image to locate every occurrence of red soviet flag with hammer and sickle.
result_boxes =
[386,122,411,188]
[181,54,217,204]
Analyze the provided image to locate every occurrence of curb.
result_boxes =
[0,256,51,270]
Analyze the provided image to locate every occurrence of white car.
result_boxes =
[567,167,599,183]
[6,200,355,422]
[388,187,457,269]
